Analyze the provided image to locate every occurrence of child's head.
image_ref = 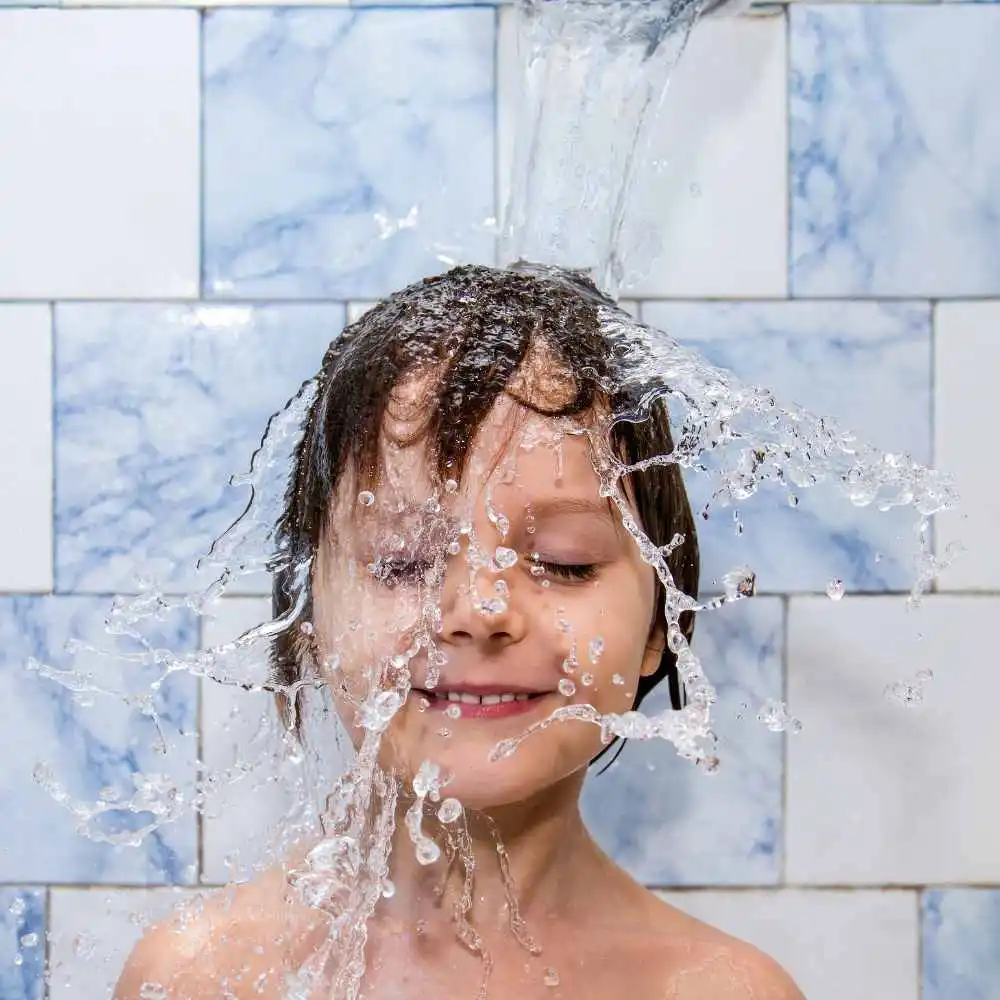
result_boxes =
[272,264,699,810]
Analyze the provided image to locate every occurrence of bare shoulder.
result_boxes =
[113,870,321,1000]
[648,897,805,1000]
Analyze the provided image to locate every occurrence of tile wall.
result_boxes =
[0,1,997,997]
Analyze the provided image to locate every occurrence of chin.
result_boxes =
[382,731,593,815]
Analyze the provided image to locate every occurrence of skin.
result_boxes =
[114,385,804,1000]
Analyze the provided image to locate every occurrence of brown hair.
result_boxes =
[271,263,699,767]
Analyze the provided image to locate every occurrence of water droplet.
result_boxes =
[543,967,560,988]
[826,578,845,601]
[416,841,441,866]
[73,933,96,959]
[357,490,375,507]
[444,478,459,493]
[381,879,396,898]
[787,493,799,508]
[756,699,802,734]
[139,984,167,1000]
[437,798,462,824]
[299,621,315,636]
[8,896,26,917]
[581,672,594,687]
[611,673,624,686]
[588,637,604,664]
[494,546,518,570]
[558,678,576,697]
[19,933,38,948]
[448,540,461,555]
[445,704,462,720]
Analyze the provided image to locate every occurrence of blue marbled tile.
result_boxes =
[924,889,1000,1000]
[0,890,44,1000]
[55,303,342,594]
[203,8,495,300]
[642,300,932,594]
[582,598,784,887]
[790,5,1000,297]
[0,597,197,884]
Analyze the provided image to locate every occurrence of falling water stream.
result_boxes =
[17,1,959,998]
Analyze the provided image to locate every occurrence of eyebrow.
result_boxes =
[528,497,619,525]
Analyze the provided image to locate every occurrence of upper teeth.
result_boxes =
[435,692,531,705]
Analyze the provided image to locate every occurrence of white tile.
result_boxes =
[628,14,788,297]
[200,597,353,884]
[48,886,204,1000]
[934,301,1000,591]
[786,595,1000,885]
[200,596,285,883]
[0,10,199,298]
[659,889,919,1000]
[0,305,52,592]
[498,12,786,298]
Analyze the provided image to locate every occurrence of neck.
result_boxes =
[379,770,604,935]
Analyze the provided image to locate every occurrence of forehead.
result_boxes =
[384,393,603,501]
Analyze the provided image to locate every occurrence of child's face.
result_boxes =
[311,383,662,812]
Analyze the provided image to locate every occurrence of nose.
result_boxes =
[438,545,527,650]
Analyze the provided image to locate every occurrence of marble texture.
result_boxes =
[934,301,1000,592]
[0,306,53,592]
[0,597,197,884]
[203,8,495,300]
[497,10,787,298]
[581,598,784,886]
[0,890,45,1000]
[923,889,1000,1000]
[0,10,198,298]
[786,595,1000,885]
[661,889,919,1000]
[642,300,932,595]
[54,303,342,594]
[48,887,202,1000]
[790,5,1000,297]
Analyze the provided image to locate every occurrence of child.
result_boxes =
[115,264,803,999]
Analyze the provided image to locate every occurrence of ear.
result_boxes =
[640,622,665,679]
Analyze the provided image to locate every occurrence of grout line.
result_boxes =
[784,2,793,299]
[492,2,501,267]
[779,594,789,887]
[928,300,939,596]
[916,888,925,1000]
[49,303,57,597]
[198,7,207,300]
[195,615,205,886]
[5,879,989,892]
[3,294,999,307]
[43,886,51,1000]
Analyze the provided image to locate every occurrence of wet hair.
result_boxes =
[271,263,699,769]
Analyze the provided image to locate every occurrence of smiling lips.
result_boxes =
[411,685,554,720]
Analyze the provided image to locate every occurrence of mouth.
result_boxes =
[410,687,555,720]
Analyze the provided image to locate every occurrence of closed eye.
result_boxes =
[534,560,598,582]
[368,557,434,588]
